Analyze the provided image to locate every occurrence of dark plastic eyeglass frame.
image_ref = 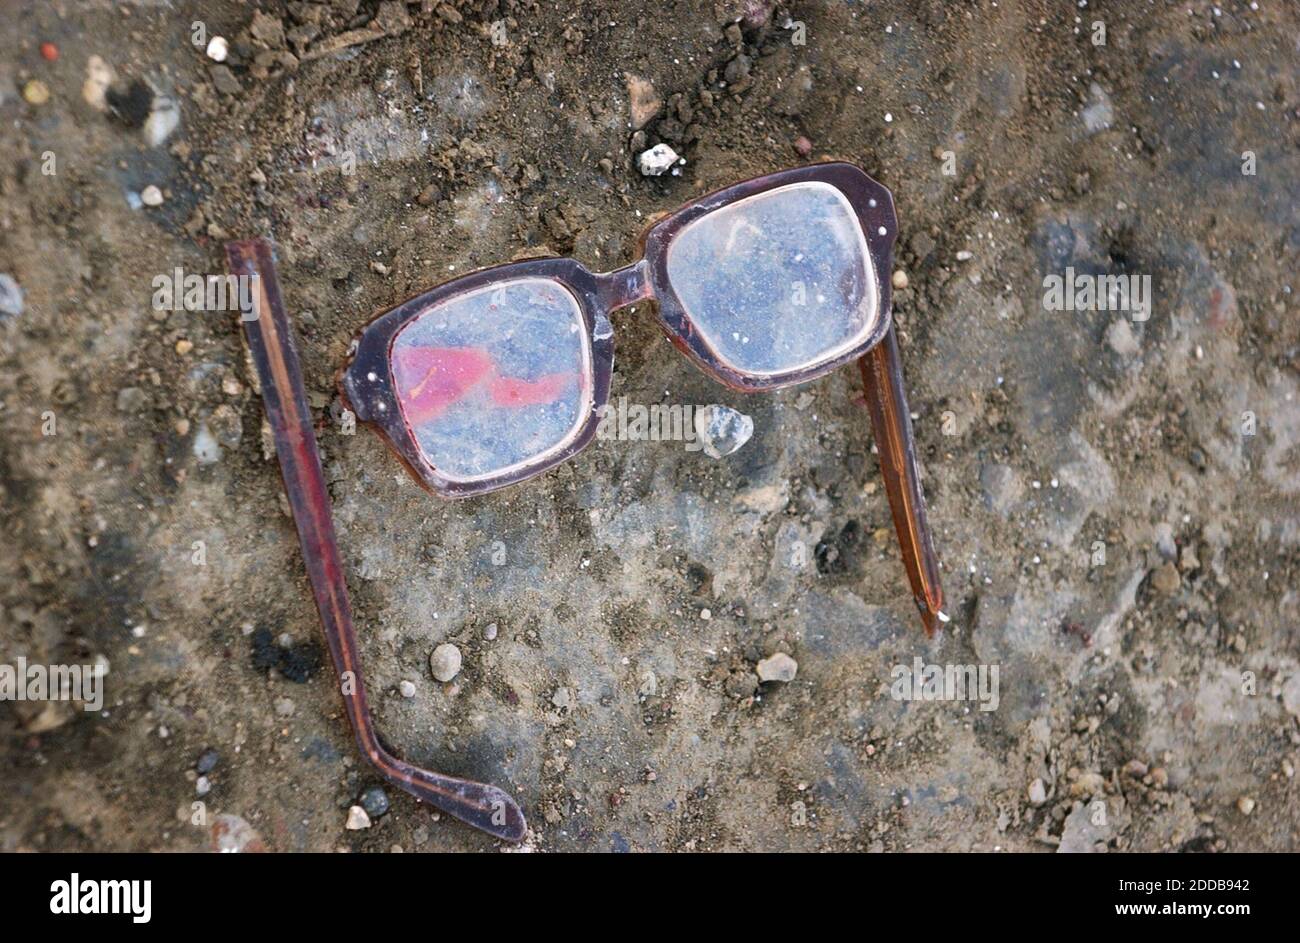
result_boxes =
[340,163,896,495]
[227,163,944,846]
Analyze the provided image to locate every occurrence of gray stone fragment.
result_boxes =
[756,652,797,683]
[0,273,24,320]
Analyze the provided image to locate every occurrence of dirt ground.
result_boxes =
[1,0,1297,853]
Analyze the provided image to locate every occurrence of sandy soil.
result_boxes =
[1,0,1298,852]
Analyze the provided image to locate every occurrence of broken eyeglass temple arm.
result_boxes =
[859,325,948,637]
[225,238,527,843]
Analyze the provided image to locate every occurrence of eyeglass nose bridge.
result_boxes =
[594,257,655,312]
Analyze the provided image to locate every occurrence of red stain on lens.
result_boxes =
[393,346,493,423]
[394,345,575,422]
[490,373,570,406]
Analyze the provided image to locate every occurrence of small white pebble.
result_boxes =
[1028,778,1047,806]
[429,643,462,682]
[346,806,372,830]
[141,185,164,206]
[637,143,680,177]
[206,36,229,62]
[399,680,416,698]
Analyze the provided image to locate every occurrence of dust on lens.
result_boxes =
[390,277,592,481]
[665,181,878,376]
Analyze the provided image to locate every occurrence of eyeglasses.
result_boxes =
[228,163,945,845]
[340,163,944,633]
